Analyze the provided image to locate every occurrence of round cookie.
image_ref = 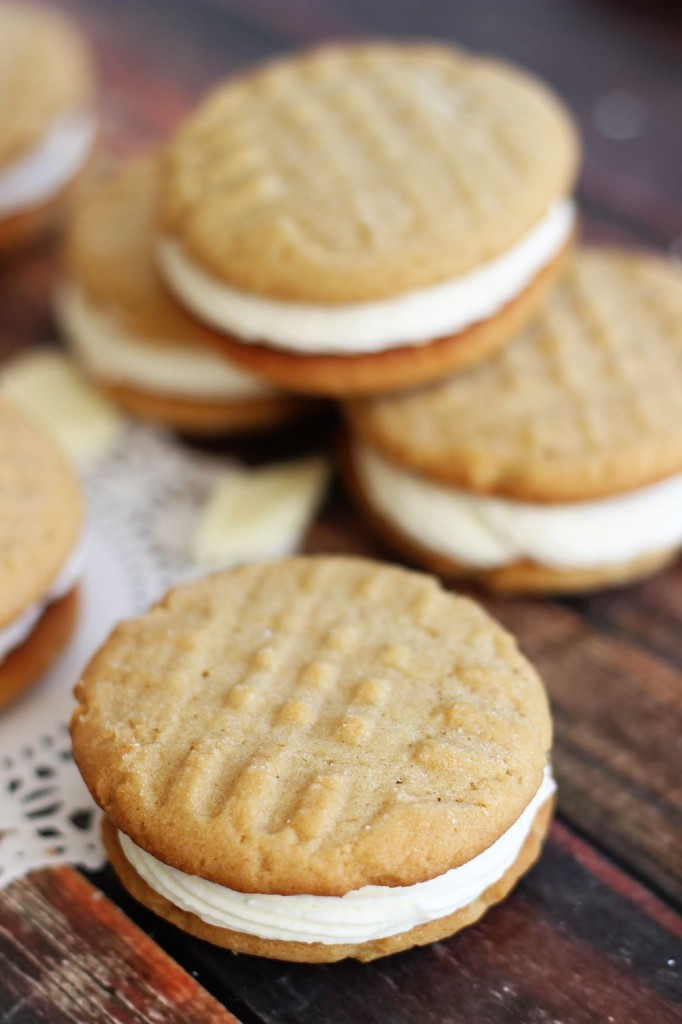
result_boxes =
[72,556,554,962]
[0,400,85,706]
[344,247,682,593]
[0,4,97,254]
[157,42,579,396]
[58,155,311,435]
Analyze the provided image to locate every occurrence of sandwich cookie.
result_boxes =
[157,43,579,396]
[0,4,97,254]
[57,155,309,435]
[0,401,85,710]
[345,248,682,593]
[72,556,554,962]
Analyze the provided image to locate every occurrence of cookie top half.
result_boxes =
[72,556,551,895]
[347,248,682,502]
[0,400,83,626]
[0,4,95,167]
[64,153,227,347]
[160,42,578,303]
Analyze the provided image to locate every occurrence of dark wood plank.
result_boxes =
[87,822,682,1024]
[567,564,682,672]
[483,586,682,907]
[0,866,239,1023]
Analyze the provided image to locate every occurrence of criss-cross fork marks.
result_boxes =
[250,54,554,256]
[494,252,682,455]
[77,559,549,857]
[356,249,682,497]
[165,43,572,304]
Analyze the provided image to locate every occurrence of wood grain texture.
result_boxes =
[1,0,682,1021]
[485,588,682,906]
[0,867,238,1023]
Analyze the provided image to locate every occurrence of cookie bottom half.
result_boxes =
[0,146,97,258]
[197,240,573,398]
[104,798,553,963]
[342,444,676,594]
[0,189,71,256]
[0,587,79,711]
[98,379,316,436]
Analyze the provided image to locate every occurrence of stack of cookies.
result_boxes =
[57,155,309,436]
[0,4,97,253]
[59,41,578,436]
[154,44,577,397]
[344,249,682,593]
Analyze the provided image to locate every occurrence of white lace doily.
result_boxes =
[0,425,237,887]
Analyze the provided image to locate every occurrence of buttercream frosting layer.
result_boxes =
[118,767,555,945]
[353,440,682,570]
[58,285,278,400]
[0,112,96,216]
[157,201,575,354]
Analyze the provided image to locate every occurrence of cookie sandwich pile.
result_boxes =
[72,556,555,963]
[0,400,85,709]
[58,155,310,436]
[345,248,682,593]
[155,43,579,397]
[0,4,97,253]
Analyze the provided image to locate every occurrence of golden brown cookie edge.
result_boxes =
[99,379,317,436]
[0,588,79,712]
[180,238,572,398]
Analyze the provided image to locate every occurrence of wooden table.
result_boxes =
[1,1,682,1021]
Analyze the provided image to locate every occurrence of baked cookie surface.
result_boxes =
[59,154,310,433]
[0,400,83,626]
[65,155,234,347]
[160,43,577,303]
[347,248,682,502]
[0,4,96,251]
[0,4,95,167]
[72,556,552,896]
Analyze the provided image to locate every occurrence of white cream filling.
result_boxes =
[118,766,554,945]
[0,112,96,216]
[0,533,87,664]
[156,200,575,354]
[354,440,682,571]
[57,285,279,400]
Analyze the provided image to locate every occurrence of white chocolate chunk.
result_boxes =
[1,350,125,464]
[192,457,330,566]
